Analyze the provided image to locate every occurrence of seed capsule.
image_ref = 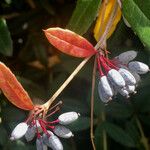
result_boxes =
[58,112,79,125]
[99,76,114,97]
[36,137,48,150]
[10,122,28,140]
[107,69,125,88]
[130,71,141,83]
[25,126,36,142]
[128,61,149,74]
[118,68,136,85]
[117,50,137,64]
[43,130,54,146]
[118,88,130,98]
[46,135,63,150]
[53,125,73,139]
[98,83,112,103]
[126,85,137,94]
[98,76,114,103]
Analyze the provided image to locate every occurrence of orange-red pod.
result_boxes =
[0,62,34,110]
[44,28,96,58]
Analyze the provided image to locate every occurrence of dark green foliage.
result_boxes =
[0,0,150,150]
[0,18,13,56]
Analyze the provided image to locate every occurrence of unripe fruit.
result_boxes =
[36,137,48,150]
[47,135,63,150]
[25,126,36,142]
[117,50,137,64]
[10,122,28,140]
[58,112,79,125]
[118,68,136,85]
[53,125,73,138]
[98,76,114,103]
[128,61,149,74]
[107,69,125,88]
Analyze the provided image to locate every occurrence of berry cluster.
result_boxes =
[10,104,79,150]
[97,51,149,103]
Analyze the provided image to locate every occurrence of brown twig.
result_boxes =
[90,56,97,150]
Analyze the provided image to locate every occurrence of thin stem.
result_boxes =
[102,55,119,70]
[90,56,97,150]
[43,56,91,111]
[101,112,107,150]
[135,117,149,150]
[42,0,119,130]
[95,0,119,50]
[45,106,60,119]
[97,55,104,76]
[42,0,118,112]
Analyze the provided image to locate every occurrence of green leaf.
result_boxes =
[134,0,150,20]
[68,117,90,131]
[139,115,150,126]
[1,106,26,123]
[17,76,46,99]
[67,0,101,35]
[125,120,140,145]
[0,18,13,56]
[94,122,105,150]
[0,125,7,146]
[61,98,90,115]
[60,54,93,80]
[105,102,133,119]
[104,122,136,147]
[122,0,150,48]
[32,36,48,66]
[4,140,27,150]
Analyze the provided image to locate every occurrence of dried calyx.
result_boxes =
[97,50,149,103]
[10,102,79,150]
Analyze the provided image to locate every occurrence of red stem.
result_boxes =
[46,119,60,124]
[38,119,48,134]
[46,125,55,130]
[97,55,104,77]
[102,56,119,70]
[45,106,60,119]
[99,55,110,73]
[35,120,41,139]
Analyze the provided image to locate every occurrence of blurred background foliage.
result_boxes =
[0,0,150,150]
